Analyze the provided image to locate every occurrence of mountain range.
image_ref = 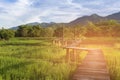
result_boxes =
[69,12,120,25]
[10,12,120,30]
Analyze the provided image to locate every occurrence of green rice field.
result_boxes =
[0,37,120,80]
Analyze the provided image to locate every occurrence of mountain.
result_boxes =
[9,22,57,30]
[10,12,120,30]
[69,14,106,25]
[70,14,104,24]
[26,22,58,27]
[106,12,120,21]
[70,12,120,25]
[40,22,57,27]
[10,26,19,30]
[26,22,40,26]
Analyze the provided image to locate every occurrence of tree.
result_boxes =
[73,25,87,38]
[16,25,29,37]
[85,22,101,37]
[53,27,63,37]
[28,25,42,37]
[96,20,120,37]
[40,27,54,37]
[63,27,74,39]
[0,29,15,40]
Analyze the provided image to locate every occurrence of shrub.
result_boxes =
[0,29,15,40]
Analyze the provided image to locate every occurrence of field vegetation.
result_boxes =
[81,37,120,80]
[0,38,78,80]
[0,20,120,80]
[1,37,120,80]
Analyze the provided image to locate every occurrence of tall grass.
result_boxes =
[82,37,120,80]
[103,47,120,80]
[1,37,120,80]
[0,38,77,80]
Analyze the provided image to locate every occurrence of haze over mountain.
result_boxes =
[10,12,120,30]
[106,12,120,21]
[10,22,61,30]
[69,14,106,25]
[70,11,120,25]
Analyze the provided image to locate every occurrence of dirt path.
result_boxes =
[72,49,110,80]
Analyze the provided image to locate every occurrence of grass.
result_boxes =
[1,37,120,80]
[0,37,87,80]
[81,37,120,80]
[103,47,120,80]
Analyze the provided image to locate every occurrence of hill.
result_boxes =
[69,14,106,25]
[10,12,120,30]
[69,12,120,25]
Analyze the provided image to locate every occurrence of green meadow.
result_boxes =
[0,37,120,80]
[0,37,88,80]
[0,38,74,80]
[0,1,120,79]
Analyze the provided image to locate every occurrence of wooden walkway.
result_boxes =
[72,49,110,80]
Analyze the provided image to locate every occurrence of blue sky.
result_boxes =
[0,0,120,28]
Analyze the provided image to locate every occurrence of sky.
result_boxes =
[0,0,120,28]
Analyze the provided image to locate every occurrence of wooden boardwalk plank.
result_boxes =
[72,49,110,80]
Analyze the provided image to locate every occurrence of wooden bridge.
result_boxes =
[63,41,110,80]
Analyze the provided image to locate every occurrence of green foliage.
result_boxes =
[85,22,101,36]
[95,20,120,37]
[0,29,15,40]
[40,27,54,37]
[0,75,2,80]
[73,25,87,38]
[0,38,77,80]
[81,20,120,37]
[1,19,120,39]
[14,20,120,38]
[16,25,54,37]
[53,27,64,37]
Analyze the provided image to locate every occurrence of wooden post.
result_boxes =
[73,49,77,63]
[57,40,60,46]
[62,40,64,46]
[65,41,67,47]
[52,40,55,45]
[66,49,70,63]
[76,50,80,64]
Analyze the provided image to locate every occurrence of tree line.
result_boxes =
[0,20,120,40]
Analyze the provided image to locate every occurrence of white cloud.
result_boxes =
[0,0,34,28]
[0,0,120,28]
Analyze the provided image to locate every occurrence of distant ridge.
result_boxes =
[70,12,120,25]
[106,11,120,21]
[10,12,120,30]
[26,22,40,26]
[69,14,106,25]
[10,22,57,30]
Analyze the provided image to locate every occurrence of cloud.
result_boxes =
[0,0,120,28]
[0,0,34,27]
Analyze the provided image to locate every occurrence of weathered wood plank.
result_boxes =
[64,40,110,80]
[72,49,110,80]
